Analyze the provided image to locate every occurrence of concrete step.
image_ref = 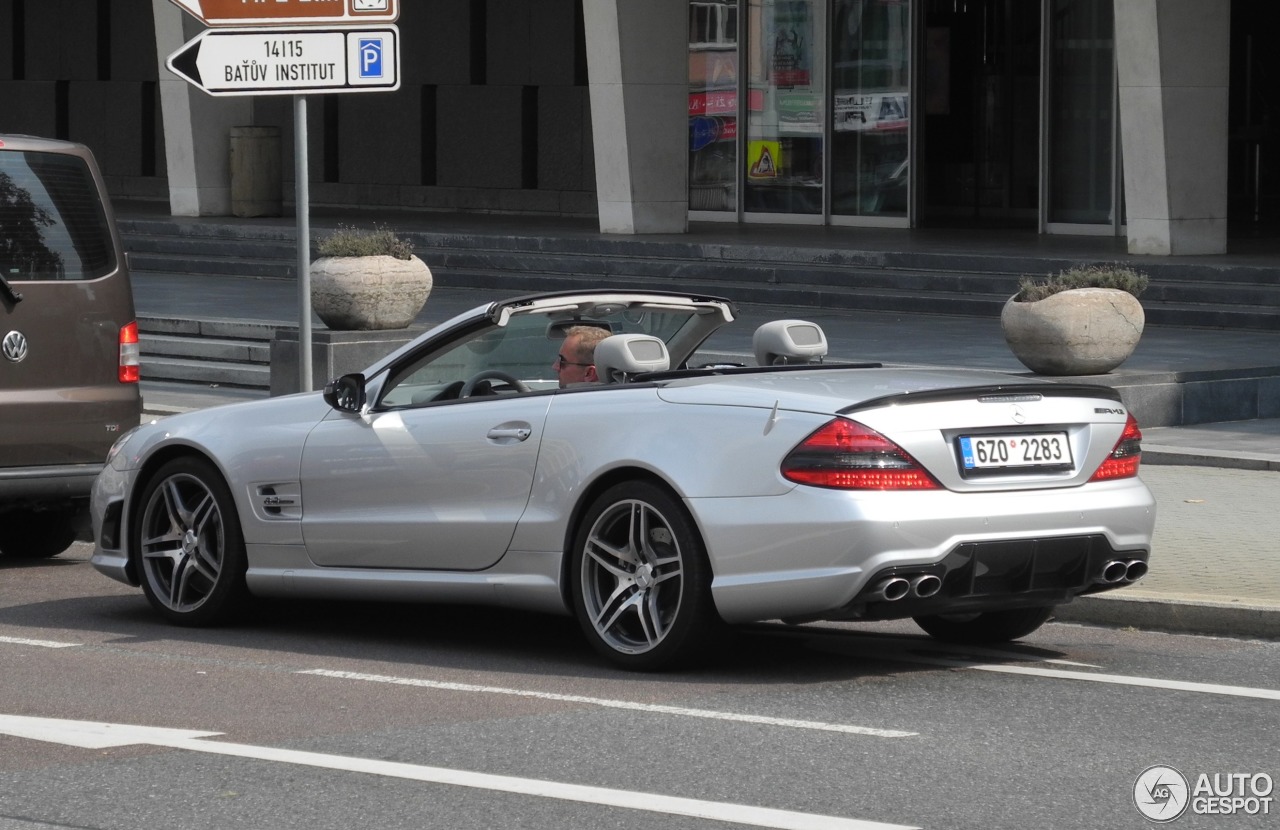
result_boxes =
[140,356,272,389]
[143,333,273,364]
[138,316,282,391]
[130,251,295,280]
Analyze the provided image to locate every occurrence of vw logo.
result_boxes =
[2,330,28,363]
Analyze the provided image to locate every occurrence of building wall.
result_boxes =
[0,0,165,198]
[0,0,596,216]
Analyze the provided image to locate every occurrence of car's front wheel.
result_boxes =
[570,481,717,670]
[913,606,1055,644]
[133,456,249,626]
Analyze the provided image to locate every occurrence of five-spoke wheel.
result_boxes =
[570,481,715,670]
[134,457,248,626]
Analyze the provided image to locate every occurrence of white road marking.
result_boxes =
[298,668,916,738]
[910,656,1280,701]
[0,635,80,649]
[0,714,919,830]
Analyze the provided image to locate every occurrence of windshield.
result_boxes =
[0,150,116,281]
[380,302,710,407]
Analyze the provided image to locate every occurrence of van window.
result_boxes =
[0,150,116,281]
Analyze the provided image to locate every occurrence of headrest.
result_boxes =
[753,320,828,366]
[593,334,670,383]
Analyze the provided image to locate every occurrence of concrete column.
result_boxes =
[582,0,688,234]
[152,0,253,216]
[1115,0,1231,255]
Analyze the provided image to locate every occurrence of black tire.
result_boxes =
[913,606,1055,644]
[0,508,78,559]
[132,456,249,626]
[570,481,717,670]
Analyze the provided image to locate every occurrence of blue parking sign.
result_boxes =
[358,38,384,78]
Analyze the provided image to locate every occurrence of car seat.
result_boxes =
[593,334,670,383]
[752,320,828,366]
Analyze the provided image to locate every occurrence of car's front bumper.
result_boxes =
[89,459,137,586]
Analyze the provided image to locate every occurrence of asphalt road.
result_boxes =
[2,542,1277,830]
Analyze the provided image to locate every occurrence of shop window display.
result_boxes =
[689,2,739,211]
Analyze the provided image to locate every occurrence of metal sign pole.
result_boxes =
[294,94,312,391]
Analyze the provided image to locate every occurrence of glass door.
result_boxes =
[831,0,911,220]
[1045,0,1119,232]
[919,0,1041,227]
[688,2,741,213]
[743,0,827,218]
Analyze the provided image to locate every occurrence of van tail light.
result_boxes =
[782,418,941,490]
[1089,413,1142,481]
[119,321,140,383]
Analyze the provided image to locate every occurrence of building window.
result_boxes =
[690,2,739,49]
[689,2,740,211]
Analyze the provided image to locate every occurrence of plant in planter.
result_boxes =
[310,225,433,330]
[1001,264,1150,376]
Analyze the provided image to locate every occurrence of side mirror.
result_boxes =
[323,373,367,413]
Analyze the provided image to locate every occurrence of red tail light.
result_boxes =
[1089,413,1142,481]
[119,321,140,383]
[782,418,941,490]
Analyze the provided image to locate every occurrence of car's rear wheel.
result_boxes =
[0,508,78,559]
[913,606,1055,643]
[133,456,248,626]
[570,481,716,670]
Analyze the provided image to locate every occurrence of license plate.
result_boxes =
[959,433,1073,470]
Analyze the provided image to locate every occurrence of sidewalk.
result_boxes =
[134,282,1280,642]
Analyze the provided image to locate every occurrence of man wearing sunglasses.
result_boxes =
[554,325,609,388]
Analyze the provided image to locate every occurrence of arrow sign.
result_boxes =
[167,0,398,27]
[0,713,916,830]
[166,26,399,96]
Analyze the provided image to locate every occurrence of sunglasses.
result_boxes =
[555,353,592,369]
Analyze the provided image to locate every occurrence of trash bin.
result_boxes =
[229,126,282,217]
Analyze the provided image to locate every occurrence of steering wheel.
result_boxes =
[459,369,530,398]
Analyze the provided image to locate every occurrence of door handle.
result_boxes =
[487,427,531,442]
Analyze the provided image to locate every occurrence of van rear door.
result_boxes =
[0,139,141,472]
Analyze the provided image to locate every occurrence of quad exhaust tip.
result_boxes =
[868,573,943,602]
[911,574,942,598]
[1099,558,1148,585]
[870,576,911,602]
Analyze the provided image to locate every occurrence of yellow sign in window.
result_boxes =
[747,141,781,179]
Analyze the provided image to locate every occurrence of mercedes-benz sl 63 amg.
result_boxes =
[92,291,1155,669]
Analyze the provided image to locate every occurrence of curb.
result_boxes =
[1053,594,1280,641]
[1142,446,1280,472]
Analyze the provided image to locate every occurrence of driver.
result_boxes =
[554,325,608,388]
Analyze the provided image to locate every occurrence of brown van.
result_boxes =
[0,135,141,558]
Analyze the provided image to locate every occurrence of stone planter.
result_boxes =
[1001,287,1144,375]
[310,255,433,331]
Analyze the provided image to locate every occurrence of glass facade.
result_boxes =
[688,2,740,211]
[831,0,911,218]
[744,0,826,214]
[1047,0,1116,226]
[688,0,1121,233]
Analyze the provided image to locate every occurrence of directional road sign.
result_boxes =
[167,0,398,27]
[166,26,400,96]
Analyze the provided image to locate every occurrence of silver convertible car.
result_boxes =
[92,290,1155,669]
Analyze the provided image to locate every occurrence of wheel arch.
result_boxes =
[556,466,706,612]
[121,444,230,583]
